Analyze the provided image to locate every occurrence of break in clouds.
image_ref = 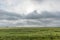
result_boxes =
[0,0,60,27]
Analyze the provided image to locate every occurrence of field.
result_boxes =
[0,27,60,40]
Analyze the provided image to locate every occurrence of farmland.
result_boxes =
[0,27,60,40]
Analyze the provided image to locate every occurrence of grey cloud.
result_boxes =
[14,19,41,26]
[0,18,60,27]
[0,10,60,27]
[1,10,59,20]
[32,0,43,3]
[0,21,13,26]
[0,0,60,27]
[25,10,41,19]
[14,19,60,27]
[32,0,60,3]
[0,10,22,20]
[25,10,60,19]
[41,11,60,18]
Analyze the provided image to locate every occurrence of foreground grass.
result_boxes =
[0,27,60,40]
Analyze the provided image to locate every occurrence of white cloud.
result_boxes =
[0,0,36,14]
[32,0,60,12]
[0,0,60,14]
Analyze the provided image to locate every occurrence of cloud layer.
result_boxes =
[0,10,22,20]
[0,0,60,14]
[0,0,60,27]
[0,10,60,27]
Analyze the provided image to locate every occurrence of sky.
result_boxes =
[0,0,60,27]
[1,0,60,14]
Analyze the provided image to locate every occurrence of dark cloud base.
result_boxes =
[0,10,22,20]
[0,10,60,27]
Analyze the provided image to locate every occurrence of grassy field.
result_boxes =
[0,27,60,40]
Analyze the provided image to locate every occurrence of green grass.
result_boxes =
[0,27,60,40]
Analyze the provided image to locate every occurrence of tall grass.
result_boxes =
[0,27,60,40]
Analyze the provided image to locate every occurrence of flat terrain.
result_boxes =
[0,27,60,40]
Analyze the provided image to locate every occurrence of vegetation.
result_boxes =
[0,27,60,40]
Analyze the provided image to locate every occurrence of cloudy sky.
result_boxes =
[0,0,60,27]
